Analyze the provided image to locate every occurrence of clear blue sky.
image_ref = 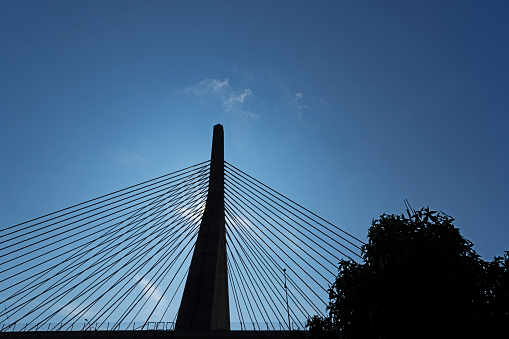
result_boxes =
[1,0,507,262]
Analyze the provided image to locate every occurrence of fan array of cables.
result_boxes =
[224,162,363,330]
[0,161,210,332]
[0,160,364,332]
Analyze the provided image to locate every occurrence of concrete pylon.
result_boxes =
[175,124,229,331]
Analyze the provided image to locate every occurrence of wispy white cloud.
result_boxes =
[183,78,230,97]
[114,140,155,167]
[224,88,257,120]
[56,302,94,320]
[134,274,167,318]
[177,203,205,223]
[182,78,257,120]
[226,88,252,108]
[291,92,310,121]
[228,214,253,230]
[135,274,164,303]
[240,110,258,120]
[116,150,143,166]
[231,68,263,84]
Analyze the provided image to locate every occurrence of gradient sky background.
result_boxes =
[1,0,508,263]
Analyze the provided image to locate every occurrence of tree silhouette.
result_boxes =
[308,207,508,338]
[483,251,509,336]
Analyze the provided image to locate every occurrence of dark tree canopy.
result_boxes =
[308,208,508,338]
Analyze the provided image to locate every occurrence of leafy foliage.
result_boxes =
[482,251,509,336]
[307,207,508,338]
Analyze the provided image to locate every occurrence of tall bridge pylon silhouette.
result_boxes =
[0,124,364,337]
[175,124,229,331]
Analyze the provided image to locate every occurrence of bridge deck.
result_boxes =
[1,331,305,339]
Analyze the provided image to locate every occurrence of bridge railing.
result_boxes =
[0,322,175,332]
[1,321,305,332]
[230,322,305,331]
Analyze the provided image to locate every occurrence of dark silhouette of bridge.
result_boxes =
[0,125,363,338]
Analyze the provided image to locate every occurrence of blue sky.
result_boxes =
[1,0,508,267]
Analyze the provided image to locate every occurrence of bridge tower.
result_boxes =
[175,124,230,331]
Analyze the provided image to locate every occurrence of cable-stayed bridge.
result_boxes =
[1,125,363,338]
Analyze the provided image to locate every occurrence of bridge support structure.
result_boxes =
[175,124,229,331]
